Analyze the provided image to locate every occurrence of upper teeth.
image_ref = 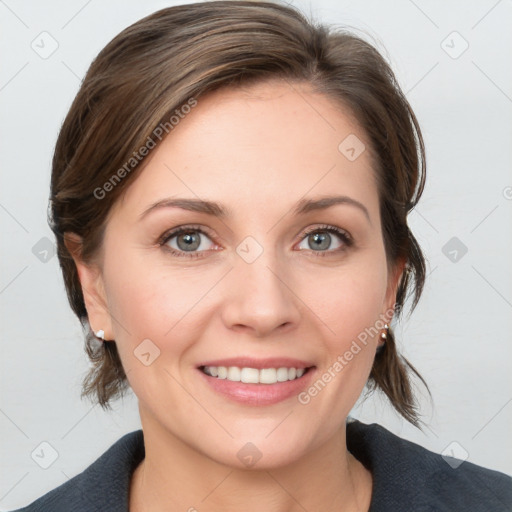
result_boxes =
[202,366,307,384]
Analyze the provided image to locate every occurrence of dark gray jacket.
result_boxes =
[11,419,512,511]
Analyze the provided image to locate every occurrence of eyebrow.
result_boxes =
[139,195,371,224]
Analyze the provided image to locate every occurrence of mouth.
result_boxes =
[199,365,314,384]
[196,357,317,406]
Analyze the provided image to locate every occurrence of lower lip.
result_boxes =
[197,367,316,406]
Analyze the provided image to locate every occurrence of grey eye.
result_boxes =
[297,230,344,252]
[166,230,214,253]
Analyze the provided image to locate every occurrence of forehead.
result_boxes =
[114,80,379,223]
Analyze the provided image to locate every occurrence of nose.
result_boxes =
[220,248,302,338]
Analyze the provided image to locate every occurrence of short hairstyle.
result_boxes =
[49,0,429,427]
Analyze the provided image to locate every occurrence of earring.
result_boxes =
[94,329,105,341]
[376,324,389,354]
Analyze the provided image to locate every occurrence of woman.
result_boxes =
[11,1,511,511]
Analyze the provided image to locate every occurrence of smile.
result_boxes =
[200,365,310,384]
[197,361,317,406]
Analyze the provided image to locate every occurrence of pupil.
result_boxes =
[311,232,329,250]
[178,232,200,251]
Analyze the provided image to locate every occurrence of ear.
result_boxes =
[64,233,114,341]
[383,256,407,324]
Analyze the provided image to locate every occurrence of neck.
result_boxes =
[129,418,372,512]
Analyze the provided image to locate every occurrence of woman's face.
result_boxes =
[80,80,401,469]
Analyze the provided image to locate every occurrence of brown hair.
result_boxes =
[49,0,429,427]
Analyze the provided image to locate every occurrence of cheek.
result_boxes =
[308,253,388,398]
[293,261,387,423]
[309,256,388,345]
[102,250,208,354]
[101,246,236,381]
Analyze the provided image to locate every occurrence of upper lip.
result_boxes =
[197,357,315,370]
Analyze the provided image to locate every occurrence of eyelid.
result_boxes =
[157,224,217,246]
[299,224,353,244]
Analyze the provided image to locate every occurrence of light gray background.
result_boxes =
[1,0,511,509]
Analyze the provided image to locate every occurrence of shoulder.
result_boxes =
[8,429,144,512]
[347,419,512,512]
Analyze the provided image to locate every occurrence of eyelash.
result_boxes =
[158,224,353,259]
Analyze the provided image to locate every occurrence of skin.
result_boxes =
[67,79,404,511]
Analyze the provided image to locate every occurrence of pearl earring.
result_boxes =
[94,329,105,340]
[376,324,389,354]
